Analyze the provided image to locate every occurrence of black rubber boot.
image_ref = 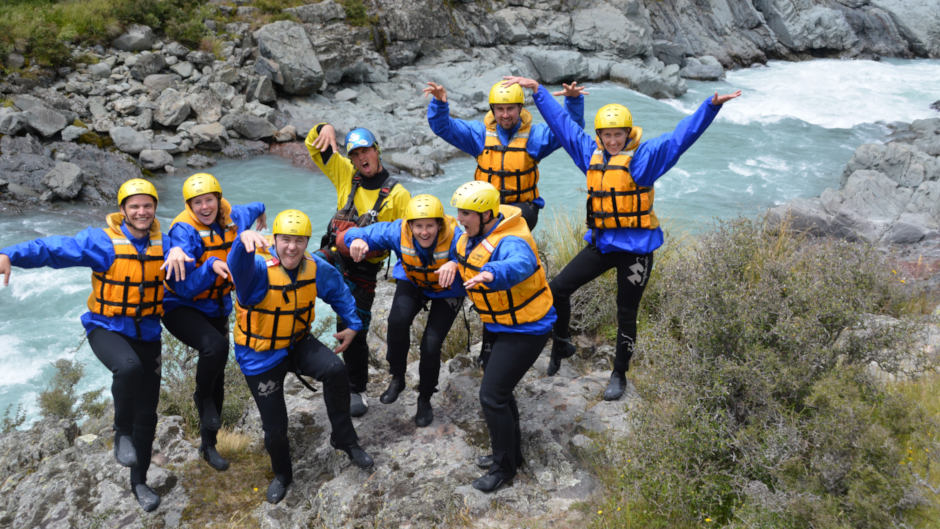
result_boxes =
[349,392,368,417]
[194,391,220,431]
[472,470,513,493]
[603,371,627,401]
[338,443,374,469]
[132,483,161,512]
[379,376,406,404]
[414,397,433,427]
[266,475,291,504]
[199,445,230,471]
[547,334,576,376]
[114,433,138,467]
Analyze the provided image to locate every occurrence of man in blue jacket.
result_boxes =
[504,75,741,401]
[227,209,374,505]
[424,79,587,230]
[0,178,189,512]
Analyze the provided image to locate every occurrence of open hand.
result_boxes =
[423,82,448,103]
[311,123,338,153]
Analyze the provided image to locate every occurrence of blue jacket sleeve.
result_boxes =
[532,85,596,173]
[312,253,362,331]
[164,222,220,298]
[227,236,269,307]
[0,227,115,273]
[526,94,586,160]
[427,98,486,157]
[629,98,722,186]
[230,202,265,233]
[344,220,403,256]
[480,236,539,291]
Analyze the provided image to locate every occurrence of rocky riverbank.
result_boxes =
[2,0,939,208]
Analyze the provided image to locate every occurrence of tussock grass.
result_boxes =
[571,216,940,529]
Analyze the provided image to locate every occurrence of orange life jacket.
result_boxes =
[87,212,164,319]
[399,215,457,292]
[585,148,659,230]
[474,109,539,204]
[234,251,318,352]
[456,205,552,325]
[165,198,237,304]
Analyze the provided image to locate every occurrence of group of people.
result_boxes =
[0,75,739,510]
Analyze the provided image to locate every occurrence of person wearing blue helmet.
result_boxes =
[305,123,411,418]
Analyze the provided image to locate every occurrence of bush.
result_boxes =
[38,358,107,422]
[588,217,936,528]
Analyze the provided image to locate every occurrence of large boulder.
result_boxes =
[755,0,858,52]
[221,112,277,141]
[189,122,228,151]
[610,58,686,99]
[109,126,150,155]
[23,106,68,138]
[0,107,26,135]
[571,1,651,58]
[112,24,154,52]
[518,47,590,84]
[284,0,346,23]
[139,149,174,171]
[154,88,191,127]
[186,91,223,125]
[254,21,324,95]
[41,162,84,199]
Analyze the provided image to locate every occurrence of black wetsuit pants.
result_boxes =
[334,259,381,394]
[549,243,653,373]
[385,280,463,399]
[243,335,359,481]
[509,201,539,231]
[162,306,228,448]
[479,330,550,479]
[88,327,161,486]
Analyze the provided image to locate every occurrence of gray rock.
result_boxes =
[190,122,227,150]
[870,0,940,56]
[12,94,47,112]
[112,24,155,52]
[130,51,166,81]
[112,96,138,116]
[0,108,26,135]
[24,106,68,138]
[285,0,346,23]
[5,52,25,70]
[610,58,687,99]
[385,151,441,179]
[186,153,215,168]
[41,162,83,199]
[87,62,111,79]
[186,51,216,67]
[187,91,223,124]
[571,2,651,57]
[139,149,174,171]
[756,0,857,52]
[222,112,277,141]
[254,56,285,85]
[170,61,194,78]
[154,88,191,127]
[164,41,191,58]
[88,97,109,120]
[209,82,237,104]
[109,126,150,154]
[519,47,589,84]
[680,55,724,80]
[254,20,324,95]
[60,125,89,142]
[247,75,277,104]
[274,125,297,143]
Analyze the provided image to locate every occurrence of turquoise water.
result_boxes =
[1,58,938,423]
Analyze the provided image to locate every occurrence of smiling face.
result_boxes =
[275,234,309,271]
[410,218,441,249]
[120,194,157,237]
[456,208,489,238]
[597,128,629,155]
[188,192,219,226]
[348,146,382,177]
[491,103,522,131]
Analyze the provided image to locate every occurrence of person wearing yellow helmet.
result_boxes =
[343,194,465,427]
[450,181,556,493]
[423,78,587,230]
[504,75,741,400]
[227,209,375,504]
[304,123,412,418]
[161,172,266,472]
[0,178,191,512]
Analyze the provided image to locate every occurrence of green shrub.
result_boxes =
[38,358,107,422]
[588,217,935,528]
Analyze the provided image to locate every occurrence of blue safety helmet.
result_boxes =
[344,127,379,154]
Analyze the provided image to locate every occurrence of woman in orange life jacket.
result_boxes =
[0,178,191,512]
[162,172,266,471]
[451,181,556,493]
[504,75,741,401]
[305,124,411,418]
[343,194,465,427]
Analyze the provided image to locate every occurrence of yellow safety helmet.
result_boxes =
[117,178,158,206]
[272,209,312,237]
[182,172,222,202]
[451,181,500,217]
[404,194,445,222]
[594,103,633,131]
[488,81,524,106]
